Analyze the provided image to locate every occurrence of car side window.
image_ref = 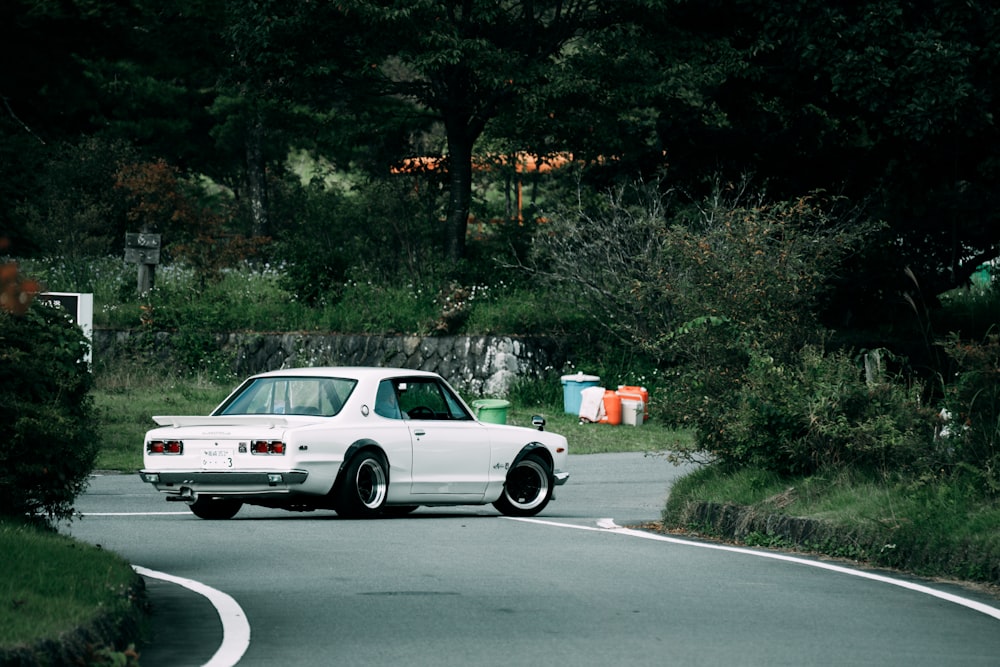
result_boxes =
[396,378,472,421]
[374,380,402,419]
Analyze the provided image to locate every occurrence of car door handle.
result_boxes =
[413,429,426,436]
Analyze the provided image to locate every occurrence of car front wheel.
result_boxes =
[189,496,243,520]
[337,451,389,519]
[492,454,553,517]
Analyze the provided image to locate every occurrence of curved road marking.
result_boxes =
[132,566,251,667]
[511,517,1000,623]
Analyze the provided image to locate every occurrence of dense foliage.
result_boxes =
[940,333,1000,495]
[3,1,998,310]
[1,0,998,512]
[0,303,98,524]
[532,183,997,497]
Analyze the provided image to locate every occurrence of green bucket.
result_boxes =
[472,399,510,424]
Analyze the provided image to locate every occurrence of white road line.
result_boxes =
[510,516,1000,623]
[133,566,251,667]
[80,512,191,516]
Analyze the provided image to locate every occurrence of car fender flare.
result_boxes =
[331,439,387,495]
[510,443,554,476]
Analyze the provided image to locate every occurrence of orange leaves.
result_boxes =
[114,159,190,231]
[0,258,41,316]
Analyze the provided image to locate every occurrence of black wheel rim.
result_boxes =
[506,459,549,509]
[356,457,387,508]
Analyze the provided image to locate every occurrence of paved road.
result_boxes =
[66,454,1000,666]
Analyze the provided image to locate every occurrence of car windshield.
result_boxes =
[214,376,357,417]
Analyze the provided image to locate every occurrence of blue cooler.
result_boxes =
[561,373,600,414]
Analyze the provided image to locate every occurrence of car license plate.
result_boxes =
[202,449,234,469]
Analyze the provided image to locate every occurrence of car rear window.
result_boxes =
[214,377,357,417]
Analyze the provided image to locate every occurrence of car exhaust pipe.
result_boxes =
[165,486,197,503]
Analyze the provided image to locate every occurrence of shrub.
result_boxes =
[678,346,938,477]
[531,183,872,364]
[939,332,1000,496]
[272,180,355,306]
[0,303,98,524]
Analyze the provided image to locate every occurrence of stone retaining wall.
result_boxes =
[92,330,568,396]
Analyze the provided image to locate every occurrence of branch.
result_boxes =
[1,95,46,145]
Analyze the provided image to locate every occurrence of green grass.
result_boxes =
[0,520,141,651]
[665,465,1000,585]
[93,368,231,470]
[17,257,587,336]
[508,404,694,454]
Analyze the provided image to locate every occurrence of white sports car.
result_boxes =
[139,367,569,519]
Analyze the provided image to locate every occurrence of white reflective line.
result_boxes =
[133,566,251,667]
[510,517,1000,623]
[80,512,191,516]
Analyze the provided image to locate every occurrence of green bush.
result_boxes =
[0,303,98,524]
[939,332,1000,496]
[272,181,354,306]
[680,346,937,477]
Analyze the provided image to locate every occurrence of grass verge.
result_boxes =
[0,520,145,664]
[664,465,1000,587]
[93,367,231,470]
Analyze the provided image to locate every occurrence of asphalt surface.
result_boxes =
[66,453,1000,666]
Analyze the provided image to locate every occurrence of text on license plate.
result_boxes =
[202,449,234,469]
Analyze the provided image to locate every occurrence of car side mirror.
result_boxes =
[531,415,546,431]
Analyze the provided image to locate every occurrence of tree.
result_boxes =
[650,0,1000,314]
[332,1,619,262]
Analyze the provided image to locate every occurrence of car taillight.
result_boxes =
[252,440,285,455]
[147,440,183,455]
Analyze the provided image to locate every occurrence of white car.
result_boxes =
[139,367,569,519]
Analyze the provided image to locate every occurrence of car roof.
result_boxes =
[251,367,441,381]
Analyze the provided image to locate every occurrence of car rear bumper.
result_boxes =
[139,469,309,489]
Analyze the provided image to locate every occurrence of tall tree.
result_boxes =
[335,0,617,262]
[653,0,1000,309]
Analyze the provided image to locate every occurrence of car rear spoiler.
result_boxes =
[152,415,291,428]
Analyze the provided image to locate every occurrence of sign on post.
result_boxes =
[125,232,161,295]
[125,232,161,264]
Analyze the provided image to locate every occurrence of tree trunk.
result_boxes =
[444,119,475,262]
[245,110,270,238]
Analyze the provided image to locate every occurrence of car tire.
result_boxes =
[189,497,243,520]
[492,453,553,517]
[337,451,389,519]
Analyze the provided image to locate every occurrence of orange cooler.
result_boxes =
[600,390,622,425]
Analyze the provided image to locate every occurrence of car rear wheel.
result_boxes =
[189,496,243,520]
[337,451,388,519]
[492,454,553,517]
